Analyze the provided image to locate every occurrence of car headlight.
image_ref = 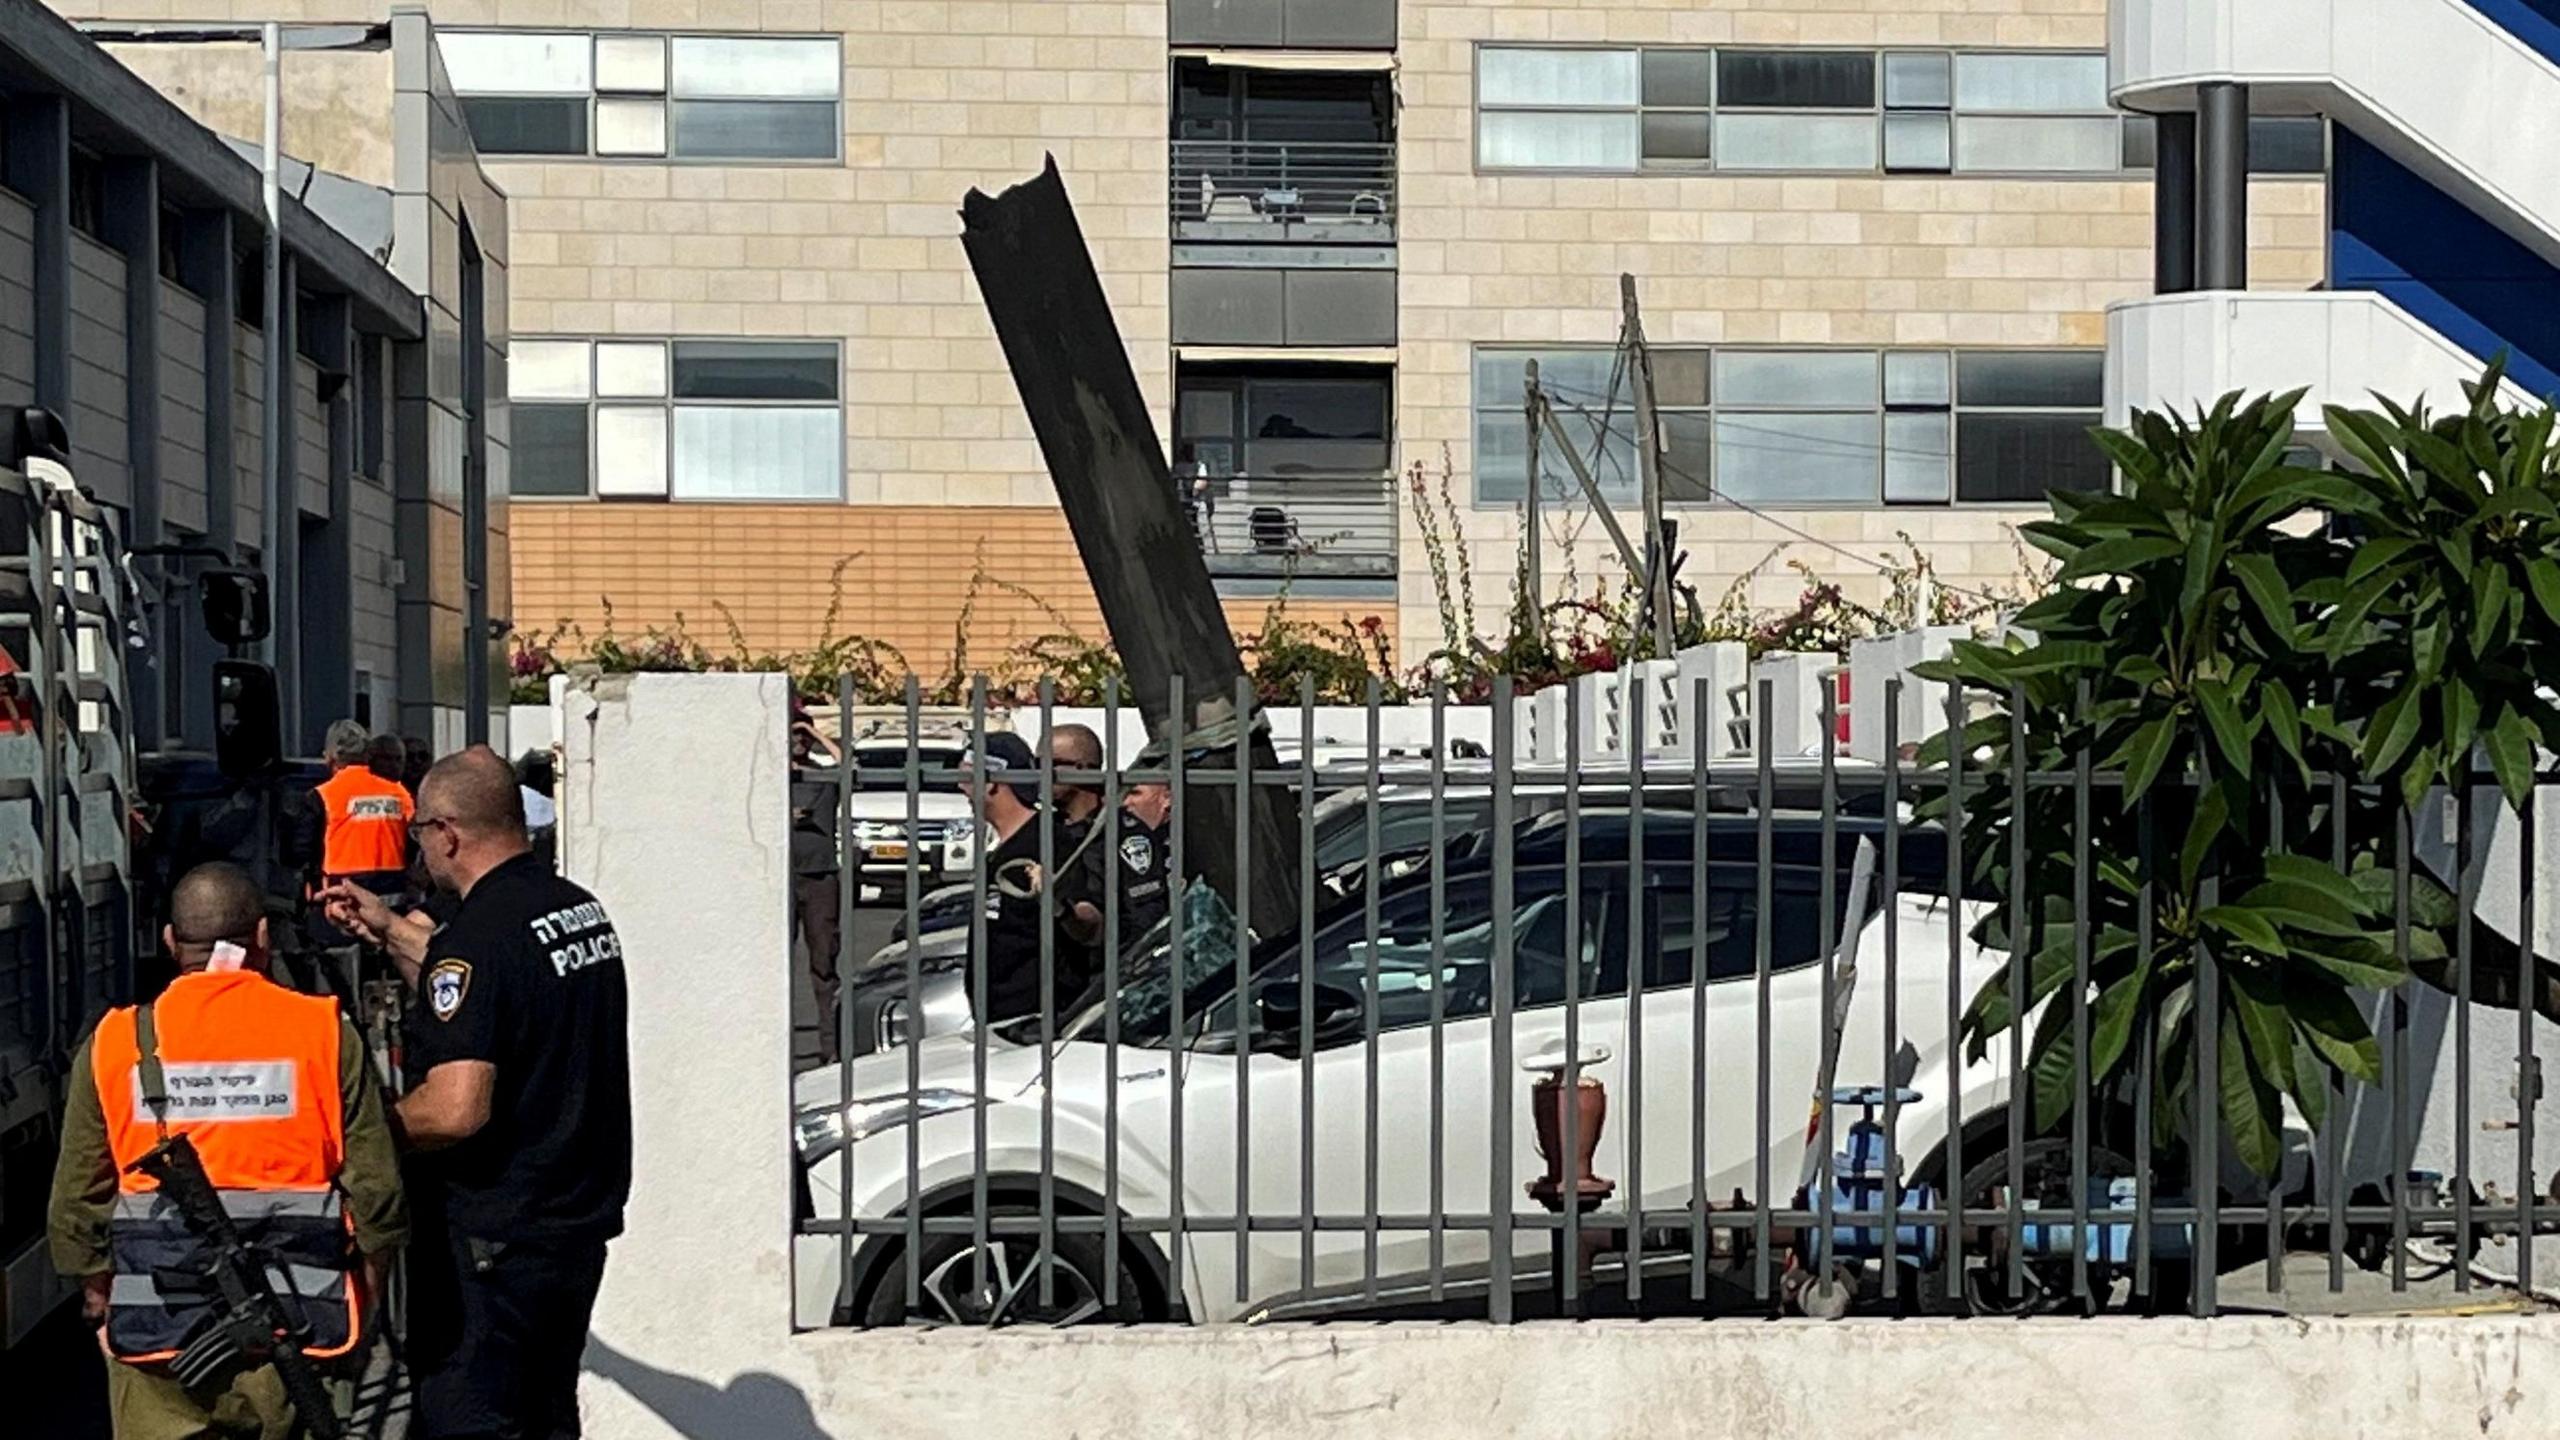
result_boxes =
[794,1087,986,1163]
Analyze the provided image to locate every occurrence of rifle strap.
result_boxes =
[135,1001,170,1142]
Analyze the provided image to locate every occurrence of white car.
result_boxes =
[843,738,981,893]
[792,811,2020,1327]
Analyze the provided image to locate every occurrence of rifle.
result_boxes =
[125,1134,346,1440]
[129,1002,347,1440]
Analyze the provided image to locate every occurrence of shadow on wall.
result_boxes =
[585,1335,837,1440]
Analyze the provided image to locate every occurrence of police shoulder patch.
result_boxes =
[427,959,473,1022]
[1120,833,1153,873]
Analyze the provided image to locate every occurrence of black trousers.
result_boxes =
[406,1225,609,1440]
[794,872,843,1061]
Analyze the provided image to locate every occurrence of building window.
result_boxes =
[1472,345,2107,507]
[441,30,841,162]
[1477,44,2328,178]
[506,337,842,501]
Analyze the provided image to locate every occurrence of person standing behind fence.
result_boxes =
[312,720,412,897]
[789,708,846,1061]
[321,747,630,1440]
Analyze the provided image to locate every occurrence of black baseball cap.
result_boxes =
[960,731,1037,776]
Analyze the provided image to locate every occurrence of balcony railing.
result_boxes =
[1184,472,1397,580]
[1171,140,1396,245]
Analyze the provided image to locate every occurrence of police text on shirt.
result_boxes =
[531,901,622,977]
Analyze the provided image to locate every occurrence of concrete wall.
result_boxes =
[0,190,33,409]
[156,284,210,536]
[67,232,131,507]
[564,670,2560,1440]
[295,354,327,519]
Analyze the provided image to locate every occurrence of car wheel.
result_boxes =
[859,1209,1149,1328]
[1953,1139,2130,1318]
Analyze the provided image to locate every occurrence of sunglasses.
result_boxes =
[407,815,455,839]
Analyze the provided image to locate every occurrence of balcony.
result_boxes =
[1188,473,1397,581]
[1171,140,1397,251]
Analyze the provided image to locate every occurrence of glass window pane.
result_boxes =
[1479,111,1638,170]
[595,98,667,156]
[1714,113,1878,170]
[595,34,668,93]
[595,341,668,399]
[1653,350,1711,408]
[1244,378,1391,474]
[2250,116,2327,175]
[457,97,590,157]
[672,407,841,499]
[1953,115,2122,172]
[1956,350,2105,407]
[1661,413,1713,501]
[1883,113,1951,172]
[1715,350,1877,408]
[1641,113,1712,164]
[1479,346,1617,401]
[670,36,840,98]
[1478,47,1639,108]
[1715,51,1875,109]
[672,341,838,400]
[669,100,837,160]
[509,403,589,496]
[1958,412,2108,502]
[595,405,669,497]
[438,32,591,94]
[1883,52,1952,109]
[1715,412,1880,503]
[1884,351,1951,407]
[1475,409,1635,504]
[508,340,590,400]
[1953,53,2109,112]
[1641,49,1714,108]
[1884,412,1952,502]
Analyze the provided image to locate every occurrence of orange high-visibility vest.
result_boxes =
[89,970,361,1364]
[316,766,412,879]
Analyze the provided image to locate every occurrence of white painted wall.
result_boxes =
[2107,291,2531,436]
[2112,0,2560,264]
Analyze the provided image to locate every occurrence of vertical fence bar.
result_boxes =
[834,671,859,1315]
[2004,686,2027,1298]
[1167,673,1189,1308]
[1429,683,1449,1302]
[2071,680,2092,1304]
[1941,677,1968,1305]
[1561,679,1584,1311]
[1626,674,1649,1305]
[1813,674,1840,1297]
[1753,678,1775,1303]
[1689,679,1712,1302]
[1297,675,1318,1296]
[1101,676,1124,1310]
[2133,793,2156,1305]
[1881,681,1903,1300]
[2519,787,2537,1291]
[2193,856,2221,1319]
[969,677,992,1299]
[1490,677,1518,1322]
[2390,808,2412,1291]
[2455,781,2475,1292]
[2327,764,2348,1294]
[1362,677,1383,1303]
[1037,679,1058,1307]
[901,676,925,1307]
[1233,675,1254,1306]
[2265,783,2287,1295]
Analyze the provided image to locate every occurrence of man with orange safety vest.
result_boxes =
[309,719,414,896]
[46,861,406,1439]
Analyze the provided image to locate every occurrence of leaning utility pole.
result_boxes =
[1620,274,1677,660]
[958,159,1299,926]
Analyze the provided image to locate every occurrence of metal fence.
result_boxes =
[1169,140,1397,241]
[790,670,2560,1329]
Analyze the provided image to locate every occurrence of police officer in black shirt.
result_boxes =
[322,745,630,1440]
[1063,769,1174,952]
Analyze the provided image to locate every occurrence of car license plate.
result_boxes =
[870,842,909,860]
